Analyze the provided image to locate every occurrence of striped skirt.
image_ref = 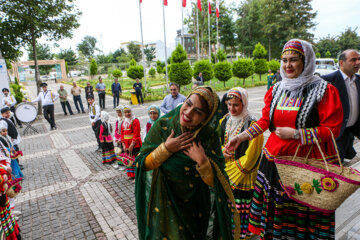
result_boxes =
[248,155,335,240]
[102,142,116,164]
[0,195,20,240]
[232,189,254,240]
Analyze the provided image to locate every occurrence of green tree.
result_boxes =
[267,60,280,72]
[96,53,113,64]
[148,67,156,78]
[65,61,69,74]
[216,49,227,62]
[325,51,331,58]
[27,43,54,75]
[112,69,122,78]
[337,27,360,51]
[129,59,137,66]
[156,60,165,74]
[127,65,144,80]
[127,42,142,62]
[193,60,214,82]
[315,52,321,58]
[252,42,267,59]
[112,48,126,63]
[214,62,232,87]
[169,44,192,86]
[315,35,340,58]
[77,36,98,60]
[232,58,255,85]
[254,59,268,81]
[117,53,131,63]
[90,59,98,78]
[56,48,78,65]
[0,0,81,108]
[144,45,156,65]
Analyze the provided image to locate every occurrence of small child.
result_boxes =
[143,105,160,140]
[99,111,117,164]
[114,106,125,170]
[0,127,23,179]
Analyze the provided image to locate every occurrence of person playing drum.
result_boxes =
[28,82,59,131]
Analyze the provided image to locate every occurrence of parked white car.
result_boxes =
[314,65,337,76]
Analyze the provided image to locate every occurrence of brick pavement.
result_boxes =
[13,82,360,239]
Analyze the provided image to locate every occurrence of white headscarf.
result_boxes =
[279,39,323,99]
[226,87,249,119]
[100,111,111,131]
[123,105,135,129]
[115,105,124,123]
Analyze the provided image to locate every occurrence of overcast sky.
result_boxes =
[31,0,360,60]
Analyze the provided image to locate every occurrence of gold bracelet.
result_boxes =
[196,159,213,178]
[151,143,173,165]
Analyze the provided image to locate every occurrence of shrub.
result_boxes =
[112,69,123,78]
[252,42,267,59]
[254,59,268,81]
[156,60,165,74]
[211,53,216,64]
[325,51,331,58]
[127,65,144,79]
[193,60,213,82]
[10,82,23,103]
[214,62,232,87]
[169,62,192,86]
[148,67,156,78]
[129,59,137,66]
[216,49,227,62]
[90,59,98,77]
[315,52,321,58]
[232,58,255,85]
[267,60,280,73]
[171,44,187,63]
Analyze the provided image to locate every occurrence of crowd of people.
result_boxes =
[0,38,359,240]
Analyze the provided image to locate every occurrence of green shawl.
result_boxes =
[135,87,240,240]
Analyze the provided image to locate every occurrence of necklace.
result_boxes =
[225,117,245,144]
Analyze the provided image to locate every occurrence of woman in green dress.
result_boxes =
[135,86,240,240]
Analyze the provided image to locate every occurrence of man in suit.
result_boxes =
[322,49,360,161]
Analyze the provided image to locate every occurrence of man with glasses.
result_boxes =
[160,83,186,114]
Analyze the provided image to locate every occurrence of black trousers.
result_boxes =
[135,91,144,104]
[10,106,22,127]
[92,119,101,147]
[113,93,119,108]
[98,93,106,109]
[336,127,356,161]
[60,101,73,115]
[43,105,56,128]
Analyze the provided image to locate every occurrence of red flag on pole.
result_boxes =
[140,0,142,3]
[216,0,220,18]
[208,0,211,14]
[182,0,186,7]
[164,0,167,6]
[197,0,202,11]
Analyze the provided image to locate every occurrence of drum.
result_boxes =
[15,103,37,123]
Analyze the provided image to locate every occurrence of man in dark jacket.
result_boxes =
[322,49,360,161]
[111,78,122,108]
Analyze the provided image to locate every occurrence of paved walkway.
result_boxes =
[14,82,360,239]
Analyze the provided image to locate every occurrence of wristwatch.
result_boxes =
[293,129,300,139]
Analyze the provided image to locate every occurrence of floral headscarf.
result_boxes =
[123,105,135,129]
[226,87,249,119]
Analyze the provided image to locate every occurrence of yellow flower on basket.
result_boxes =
[321,176,339,192]
[300,182,314,194]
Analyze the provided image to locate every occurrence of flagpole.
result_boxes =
[138,0,147,89]
[208,1,211,63]
[181,1,184,48]
[196,5,200,61]
[216,14,219,55]
[162,1,169,90]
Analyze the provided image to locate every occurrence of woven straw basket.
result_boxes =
[275,129,360,213]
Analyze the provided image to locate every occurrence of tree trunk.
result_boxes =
[31,30,42,115]
[243,78,245,85]
[223,81,225,87]
[268,38,271,61]
[259,74,262,81]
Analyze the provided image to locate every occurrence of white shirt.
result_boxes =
[89,103,101,123]
[32,90,59,106]
[340,70,359,127]
[2,95,17,108]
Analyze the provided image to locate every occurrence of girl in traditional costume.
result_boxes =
[226,39,343,240]
[143,105,160,140]
[135,86,241,240]
[220,87,263,239]
[99,111,116,164]
[114,106,125,170]
[121,106,142,179]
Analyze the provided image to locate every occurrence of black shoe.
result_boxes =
[78,111,81,114]
[19,125,23,129]
[64,113,68,116]
[70,113,74,115]
[82,111,86,113]
[53,125,57,130]
[19,164,24,170]
[50,127,54,131]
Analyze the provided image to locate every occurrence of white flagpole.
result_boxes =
[216,14,219,55]
[181,1,185,48]
[138,0,147,89]
[196,5,200,60]
[208,1,211,63]
[162,1,169,89]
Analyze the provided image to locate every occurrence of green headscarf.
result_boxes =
[135,86,240,240]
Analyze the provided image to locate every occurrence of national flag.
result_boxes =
[208,0,211,14]
[182,0,186,7]
[164,0,168,6]
[197,0,202,11]
[216,0,220,18]
[140,0,142,3]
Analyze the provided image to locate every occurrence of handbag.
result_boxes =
[275,129,360,213]
[118,152,135,167]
